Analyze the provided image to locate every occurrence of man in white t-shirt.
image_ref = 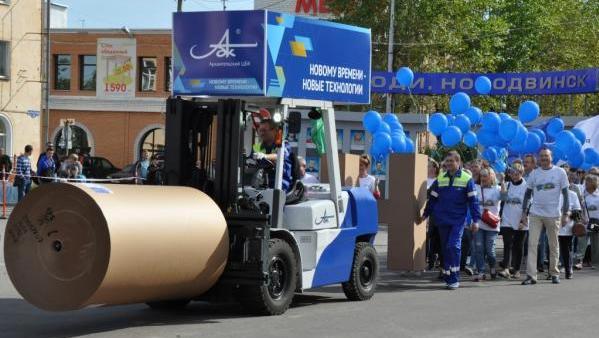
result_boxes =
[298,156,319,184]
[521,148,570,285]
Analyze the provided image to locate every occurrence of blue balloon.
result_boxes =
[524,133,542,154]
[363,110,382,133]
[464,106,482,126]
[567,139,582,159]
[499,118,519,142]
[372,131,392,153]
[492,161,507,174]
[530,128,546,144]
[376,121,391,134]
[449,92,471,115]
[551,145,566,161]
[383,113,401,130]
[581,161,593,170]
[571,128,586,145]
[391,132,406,153]
[511,129,529,153]
[474,76,492,95]
[481,112,501,132]
[463,130,477,147]
[429,113,448,136]
[441,126,462,147]
[498,147,509,161]
[396,67,414,87]
[454,115,471,134]
[483,147,498,163]
[404,137,415,153]
[568,150,585,168]
[477,129,496,147]
[499,113,512,121]
[555,130,577,153]
[584,148,599,164]
[546,118,564,138]
[518,101,540,123]
[446,114,456,126]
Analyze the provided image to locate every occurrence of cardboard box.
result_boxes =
[381,153,428,271]
[319,153,361,187]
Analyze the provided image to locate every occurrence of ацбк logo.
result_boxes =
[189,29,258,60]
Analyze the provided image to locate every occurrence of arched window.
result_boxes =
[54,125,91,157]
[0,114,12,155]
[138,128,164,160]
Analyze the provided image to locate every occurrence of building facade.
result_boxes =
[0,0,43,159]
[49,29,171,168]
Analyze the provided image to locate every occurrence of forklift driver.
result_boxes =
[252,117,294,192]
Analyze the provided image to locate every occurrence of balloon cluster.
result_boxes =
[363,110,414,161]
[427,75,599,171]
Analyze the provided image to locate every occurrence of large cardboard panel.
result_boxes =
[319,153,361,187]
[383,153,428,271]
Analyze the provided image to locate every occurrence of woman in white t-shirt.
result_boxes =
[558,187,582,279]
[498,163,528,279]
[580,174,599,269]
[357,154,380,198]
[472,168,502,281]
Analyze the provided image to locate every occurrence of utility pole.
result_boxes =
[385,0,395,114]
[222,0,227,10]
[177,0,183,12]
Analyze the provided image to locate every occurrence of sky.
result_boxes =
[54,0,255,29]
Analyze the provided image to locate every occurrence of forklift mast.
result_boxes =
[164,96,270,285]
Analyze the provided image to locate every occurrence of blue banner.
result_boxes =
[172,10,371,104]
[372,68,599,95]
[172,11,266,96]
[265,12,371,104]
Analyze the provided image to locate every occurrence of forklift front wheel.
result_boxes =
[342,242,379,301]
[237,238,297,315]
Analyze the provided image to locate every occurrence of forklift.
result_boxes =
[163,96,379,315]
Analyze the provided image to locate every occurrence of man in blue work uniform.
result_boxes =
[252,118,294,192]
[419,151,481,290]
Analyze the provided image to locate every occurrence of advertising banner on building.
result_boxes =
[172,10,371,104]
[371,68,599,96]
[96,38,136,98]
[255,0,333,18]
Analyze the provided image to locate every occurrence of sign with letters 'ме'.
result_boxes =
[172,10,371,104]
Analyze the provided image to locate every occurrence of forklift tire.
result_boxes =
[146,299,191,310]
[237,238,297,315]
[342,242,379,301]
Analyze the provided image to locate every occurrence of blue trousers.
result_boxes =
[473,229,498,274]
[437,224,465,285]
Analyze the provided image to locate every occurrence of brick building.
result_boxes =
[49,29,171,168]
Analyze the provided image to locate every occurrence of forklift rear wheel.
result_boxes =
[146,299,191,310]
[342,242,379,301]
[237,238,297,315]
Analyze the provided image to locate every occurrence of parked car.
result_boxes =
[82,156,120,179]
[107,163,137,183]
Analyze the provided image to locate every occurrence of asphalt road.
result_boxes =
[1,211,599,338]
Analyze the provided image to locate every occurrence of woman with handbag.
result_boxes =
[472,168,502,281]
[582,174,599,267]
[498,163,528,279]
[558,187,583,279]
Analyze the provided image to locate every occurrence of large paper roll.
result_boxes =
[4,183,228,311]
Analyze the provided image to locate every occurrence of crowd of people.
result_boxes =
[423,148,599,289]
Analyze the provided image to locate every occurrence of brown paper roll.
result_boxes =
[4,183,228,311]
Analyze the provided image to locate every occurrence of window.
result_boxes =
[0,41,9,79]
[54,54,71,90]
[139,57,157,91]
[79,55,96,90]
[54,124,90,157]
[164,57,172,92]
[139,128,164,160]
